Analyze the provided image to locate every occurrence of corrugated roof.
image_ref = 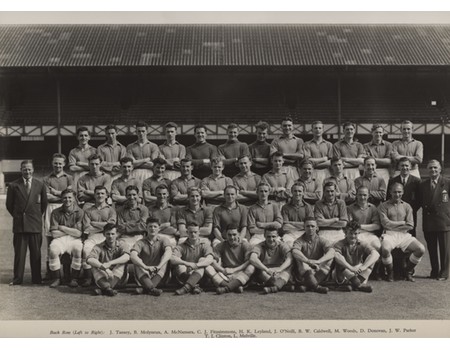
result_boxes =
[1,24,450,67]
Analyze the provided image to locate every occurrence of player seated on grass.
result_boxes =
[170,222,215,295]
[48,189,83,288]
[333,220,379,293]
[247,182,283,246]
[86,223,130,297]
[291,218,334,294]
[130,218,173,296]
[205,226,255,295]
[378,182,425,282]
[249,229,293,294]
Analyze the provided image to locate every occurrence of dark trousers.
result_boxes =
[424,230,450,279]
[13,232,42,284]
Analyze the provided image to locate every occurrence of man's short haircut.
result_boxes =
[187,186,202,197]
[136,121,148,129]
[180,158,192,165]
[401,120,413,126]
[153,157,167,167]
[257,182,271,190]
[52,153,67,162]
[304,216,317,223]
[312,120,323,127]
[255,121,269,131]
[120,156,134,165]
[20,159,33,168]
[155,184,169,193]
[364,156,376,165]
[299,159,314,168]
[237,154,252,162]
[94,185,108,194]
[146,217,160,225]
[76,126,90,135]
[105,124,117,132]
[194,124,207,133]
[330,156,342,165]
[292,181,306,191]
[223,184,238,194]
[61,188,75,197]
[164,122,178,129]
[211,156,225,167]
[125,185,139,194]
[371,123,385,132]
[427,159,441,167]
[271,151,284,159]
[227,123,239,131]
[88,154,103,163]
[103,223,117,233]
[356,185,369,194]
[264,228,279,236]
[389,182,404,192]
[281,117,294,123]
[398,157,411,165]
[345,220,361,233]
[342,121,356,130]
[323,181,337,190]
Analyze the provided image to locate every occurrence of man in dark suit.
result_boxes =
[387,157,421,237]
[417,159,450,280]
[6,160,48,285]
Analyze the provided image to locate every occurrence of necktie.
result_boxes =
[431,180,436,191]
[25,180,31,195]
[402,177,406,186]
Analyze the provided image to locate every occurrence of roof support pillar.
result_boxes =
[337,75,342,139]
[56,78,62,154]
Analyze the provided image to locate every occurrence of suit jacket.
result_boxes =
[387,174,421,210]
[418,176,450,232]
[6,177,48,234]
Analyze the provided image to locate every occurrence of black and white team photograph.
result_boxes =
[1,7,450,338]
